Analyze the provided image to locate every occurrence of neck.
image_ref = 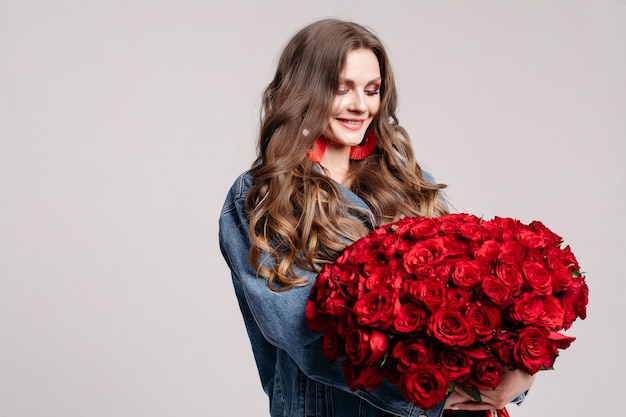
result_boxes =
[319,142,351,186]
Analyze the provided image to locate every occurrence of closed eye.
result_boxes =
[337,88,380,96]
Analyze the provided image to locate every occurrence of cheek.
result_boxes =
[331,96,344,116]
[370,98,381,116]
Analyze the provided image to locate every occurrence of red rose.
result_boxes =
[390,219,418,245]
[438,348,471,381]
[389,217,413,235]
[389,338,436,373]
[451,260,485,290]
[409,217,442,239]
[518,230,548,249]
[345,328,388,366]
[497,241,525,264]
[406,278,446,311]
[543,246,575,292]
[561,277,589,329]
[393,302,428,333]
[428,308,475,347]
[523,249,544,264]
[548,330,576,351]
[560,245,581,271]
[480,275,513,306]
[438,214,462,234]
[482,216,520,240]
[398,365,450,410]
[353,288,399,330]
[320,289,352,319]
[322,264,361,301]
[514,326,555,374]
[467,348,504,389]
[457,221,483,241]
[527,220,563,247]
[306,214,587,409]
[495,263,523,295]
[376,232,409,259]
[446,287,472,311]
[388,256,410,279]
[518,222,560,249]
[362,263,395,291]
[306,267,351,330]
[488,330,518,369]
[439,235,469,257]
[320,320,345,363]
[496,217,522,240]
[305,299,326,333]
[474,240,500,262]
[403,238,446,275]
[538,295,565,330]
[349,234,382,262]
[436,264,454,282]
[522,261,553,295]
[439,213,479,236]
[508,291,543,325]
[466,302,501,342]
[342,361,384,391]
[332,248,352,265]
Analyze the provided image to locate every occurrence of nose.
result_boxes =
[348,91,367,113]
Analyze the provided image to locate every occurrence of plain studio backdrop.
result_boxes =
[1,1,624,416]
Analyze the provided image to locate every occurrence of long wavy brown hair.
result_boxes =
[246,19,448,291]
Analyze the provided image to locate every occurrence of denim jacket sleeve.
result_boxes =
[218,171,445,417]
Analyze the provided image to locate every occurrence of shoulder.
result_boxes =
[220,170,252,217]
[227,170,253,201]
[219,171,254,262]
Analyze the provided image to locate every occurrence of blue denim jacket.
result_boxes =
[219,170,447,417]
[219,171,525,417]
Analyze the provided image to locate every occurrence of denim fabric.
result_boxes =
[219,171,445,417]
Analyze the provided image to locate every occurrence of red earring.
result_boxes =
[349,129,377,160]
[306,136,326,163]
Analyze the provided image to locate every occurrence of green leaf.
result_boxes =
[380,351,389,367]
[462,386,483,403]
[448,381,456,394]
[566,264,585,278]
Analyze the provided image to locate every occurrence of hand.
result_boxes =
[443,388,477,411]
[476,369,535,409]
[444,369,536,411]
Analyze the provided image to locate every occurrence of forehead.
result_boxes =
[340,48,381,81]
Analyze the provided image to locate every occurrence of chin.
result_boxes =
[328,132,368,147]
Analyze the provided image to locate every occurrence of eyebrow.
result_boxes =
[338,77,382,85]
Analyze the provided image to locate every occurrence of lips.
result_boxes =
[337,118,367,130]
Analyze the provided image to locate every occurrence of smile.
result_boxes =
[337,119,367,130]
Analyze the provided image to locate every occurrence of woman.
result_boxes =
[219,19,534,417]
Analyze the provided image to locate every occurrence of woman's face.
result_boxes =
[323,48,381,148]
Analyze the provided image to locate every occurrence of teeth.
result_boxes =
[342,120,362,125]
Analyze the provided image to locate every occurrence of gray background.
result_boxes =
[1,0,624,416]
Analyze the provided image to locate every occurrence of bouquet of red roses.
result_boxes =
[305,214,588,411]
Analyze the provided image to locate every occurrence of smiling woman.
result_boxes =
[319,48,382,184]
[325,49,382,149]
[218,19,533,417]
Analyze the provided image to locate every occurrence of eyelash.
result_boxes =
[337,89,380,96]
